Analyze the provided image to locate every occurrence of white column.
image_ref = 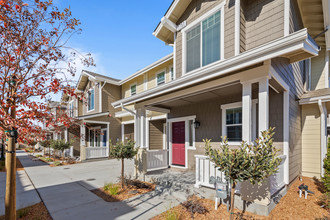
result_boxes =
[258,77,269,134]
[283,90,290,184]
[135,108,147,148]
[65,128,68,142]
[325,51,329,88]
[107,123,110,156]
[121,124,125,142]
[284,0,290,36]
[319,100,328,176]
[242,82,252,142]
[80,124,86,146]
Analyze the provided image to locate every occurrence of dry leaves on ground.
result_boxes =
[0,202,52,220]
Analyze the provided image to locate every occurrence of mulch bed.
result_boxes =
[0,158,24,172]
[91,181,155,202]
[35,156,79,167]
[152,177,330,220]
[0,202,52,220]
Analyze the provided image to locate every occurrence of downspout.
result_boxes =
[121,103,136,116]
[318,99,327,176]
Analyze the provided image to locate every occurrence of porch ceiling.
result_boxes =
[148,78,285,109]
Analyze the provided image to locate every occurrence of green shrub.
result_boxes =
[164,206,181,220]
[323,138,330,192]
[104,183,119,196]
[36,155,42,158]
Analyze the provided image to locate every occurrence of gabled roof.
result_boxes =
[76,70,120,91]
[153,0,193,44]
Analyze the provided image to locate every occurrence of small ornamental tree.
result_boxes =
[321,138,330,210]
[39,139,51,157]
[204,128,282,220]
[110,140,139,188]
[50,139,71,163]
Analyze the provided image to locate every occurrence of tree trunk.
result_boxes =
[121,158,124,188]
[230,181,236,220]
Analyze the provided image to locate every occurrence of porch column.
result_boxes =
[107,123,110,157]
[121,124,124,142]
[134,108,147,180]
[242,81,252,143]
[258,77,269,135]
[80,124,86,161]
[283,90,290,184]
[65,128,68,142]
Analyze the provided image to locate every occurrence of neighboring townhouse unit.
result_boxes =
[74,70,122,161]
[110,0,328,215]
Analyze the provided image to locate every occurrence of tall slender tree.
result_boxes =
[0,1,93,218]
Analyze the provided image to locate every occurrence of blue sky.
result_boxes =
[55,0,174,80]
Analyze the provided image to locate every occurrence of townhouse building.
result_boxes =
[58,0,330,215]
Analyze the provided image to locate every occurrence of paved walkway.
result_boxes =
[0,167,41,216]
[18,151,180,220]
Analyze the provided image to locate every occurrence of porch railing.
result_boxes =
[194,155,226,188]
[86,147,108,159]
[195,154,286,195]
[147,149,168,172]
[270,155,287,195]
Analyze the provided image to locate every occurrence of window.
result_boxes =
[225,107,242,142]
[170,67,174,81]
[89,130,95,147]
[157,71,165,85]
[185,10,222,73]
[69,101,74,117]
[88,89,94,111]
[101,129,107,147]
[131,84,136,96]
[89,129,102,147]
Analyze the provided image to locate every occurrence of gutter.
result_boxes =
[112,29,319,108]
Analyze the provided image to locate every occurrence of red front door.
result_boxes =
[172,121,185,166]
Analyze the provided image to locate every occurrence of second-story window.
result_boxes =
[131,84,136,96]
[186,10,221,73]
[88,89,94,111]
[157,71,165,85]
[69,101,74,117]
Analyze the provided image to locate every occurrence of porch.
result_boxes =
[132,61,290,199]
[79,120,110,160]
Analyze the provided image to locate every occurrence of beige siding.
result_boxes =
[121,59,173,99]
[124,124,134,143]
[224,2,235,59]
[244,0,284,50]
[301,104,321,178]
[149,119,165,150]
[311,49,327,90]
[240,4,246,53]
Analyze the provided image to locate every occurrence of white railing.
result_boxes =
[86,147,108,159]
[270,155,287,195]
[147,149,168,171]
[194,155,226,188]
[195,154,287,195]
[64,146,74,157]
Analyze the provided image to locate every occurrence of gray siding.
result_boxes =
[243,0,284,50]
[271,57,306,183]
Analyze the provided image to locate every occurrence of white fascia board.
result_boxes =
[119,53,173,85]
[161,17,177,32]
[115,111,134,118]
[112,29,318,108]
[299,95,330,104]
[78,112,109,120]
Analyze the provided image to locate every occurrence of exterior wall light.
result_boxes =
[194,120,200,129]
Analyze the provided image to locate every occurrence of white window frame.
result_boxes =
[221,100,257,145]
[130,83,137,96]
[156,69,166,86]
[89,126,101,147]
[168,115,196,169]
[68,100,74,117]
[87,88,95,112]
[182,1,225,75]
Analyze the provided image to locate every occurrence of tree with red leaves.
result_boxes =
[0,0,94,218]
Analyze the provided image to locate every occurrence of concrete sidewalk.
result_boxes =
[18,151,180,220]
[0,155,41,216]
